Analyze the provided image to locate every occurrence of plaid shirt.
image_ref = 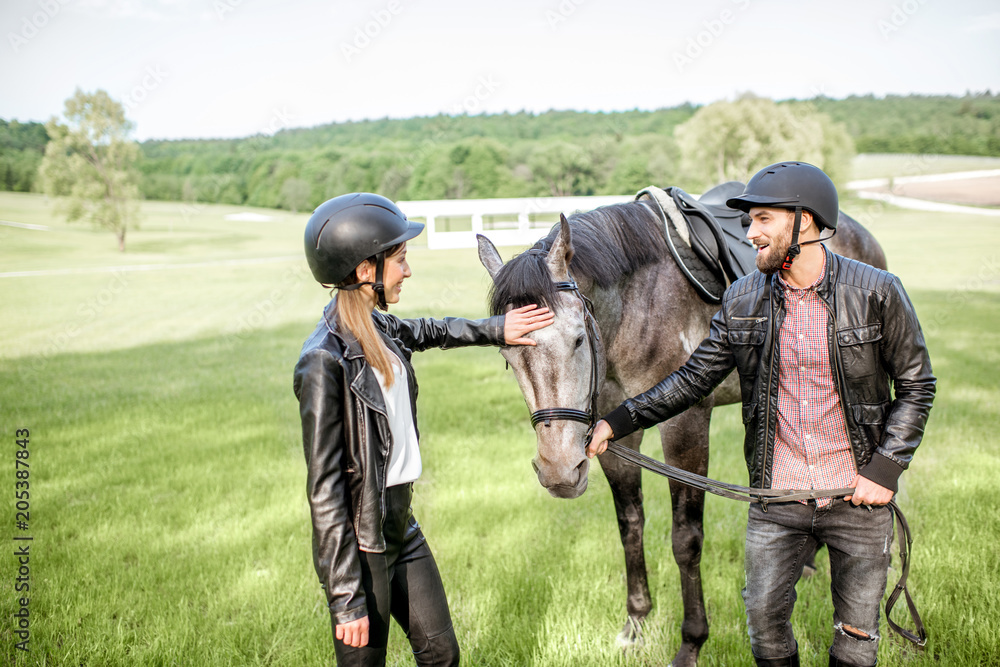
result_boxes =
[772,256,856,506]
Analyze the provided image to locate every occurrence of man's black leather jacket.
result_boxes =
[603,248,935,492]
[293,299,505,625]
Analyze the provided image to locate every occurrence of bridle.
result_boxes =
[527,278,603,436]
[514,261,926,648]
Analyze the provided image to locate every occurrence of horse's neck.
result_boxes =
[582,256,719,393]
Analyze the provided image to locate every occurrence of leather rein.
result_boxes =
[523,269,926,648]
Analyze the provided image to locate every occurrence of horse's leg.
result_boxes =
[597,381,652,648]
[658,403,712,667]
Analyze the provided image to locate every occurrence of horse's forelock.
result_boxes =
[487,244,562,316]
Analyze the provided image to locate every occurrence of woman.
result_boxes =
[294,193,552,666]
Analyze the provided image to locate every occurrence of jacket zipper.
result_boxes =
[351,368,393,548]
[760,288,778,496]
[819,294,860,472]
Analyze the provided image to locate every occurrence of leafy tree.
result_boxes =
[280,177,311,212]
[0,119,48,192]
[408,138,512,200]
[674,95,854,190]
[606,134,682,194]
[527,141,599,196]
[38,89,141,251]
[65,93,997,207]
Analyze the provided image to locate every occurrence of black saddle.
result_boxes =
[636,182,757,304]
[667,181,756,284]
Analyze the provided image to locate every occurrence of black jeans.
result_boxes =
[743,500,892,666]
[334,483,459,667]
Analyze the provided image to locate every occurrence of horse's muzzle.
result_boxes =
[532,456,589,499]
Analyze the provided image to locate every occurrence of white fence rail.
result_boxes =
[396,195,632,249]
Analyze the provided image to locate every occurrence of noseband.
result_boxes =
[527,278,602,435]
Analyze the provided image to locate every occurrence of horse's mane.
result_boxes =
[487,200,667,316]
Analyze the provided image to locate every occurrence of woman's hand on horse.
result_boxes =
[336,616,370,648]
[586,420,613,458]
[504,304,554,346]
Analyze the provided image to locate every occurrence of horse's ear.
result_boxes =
[477,234,503,280]
[547,213,574,280]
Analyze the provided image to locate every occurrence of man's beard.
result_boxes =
[755,222,793,275]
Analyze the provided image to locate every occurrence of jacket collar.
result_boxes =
[816,245,839,300]
[769,245,839,301]
[322,297,366,360]
[321,298,388,414]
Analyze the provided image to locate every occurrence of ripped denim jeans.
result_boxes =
[743,500,893,666]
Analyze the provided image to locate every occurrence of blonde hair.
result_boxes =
[335,247,404,387]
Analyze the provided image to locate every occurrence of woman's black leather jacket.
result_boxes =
[293,299,505,625]
[603,249,935,493]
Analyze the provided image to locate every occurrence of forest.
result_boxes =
[2,92,998,210]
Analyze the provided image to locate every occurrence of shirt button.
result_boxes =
[800,367,806,372]
[808,464,815,470]
[805,434,812,439]
[798,334,804,340]
[802,400,808,406]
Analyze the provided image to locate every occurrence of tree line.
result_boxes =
[4,92,998,215]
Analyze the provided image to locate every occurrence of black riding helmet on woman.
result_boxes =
[294,193,553,666]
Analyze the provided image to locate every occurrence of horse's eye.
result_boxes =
[575,335,585,349]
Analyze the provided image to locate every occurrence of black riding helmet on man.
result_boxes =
[726,160,840,271]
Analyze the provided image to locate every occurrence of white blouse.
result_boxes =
[370,354,422,487]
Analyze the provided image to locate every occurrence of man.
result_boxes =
[586,162,935,667]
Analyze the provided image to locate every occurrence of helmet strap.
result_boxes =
[373,252,388,311]
[781,206,803,271]
[799,227,837,247]
[333,252,389,311]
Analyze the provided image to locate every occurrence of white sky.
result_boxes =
[2,0,999,141]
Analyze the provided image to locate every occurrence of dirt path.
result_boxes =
[891,175,1000,206]
[848,168,1000,213]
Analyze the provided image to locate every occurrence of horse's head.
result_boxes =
[479,216,605,499]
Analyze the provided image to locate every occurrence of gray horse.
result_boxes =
[477,196,886,667]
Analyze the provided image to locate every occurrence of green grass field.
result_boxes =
[2,190,999,666]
